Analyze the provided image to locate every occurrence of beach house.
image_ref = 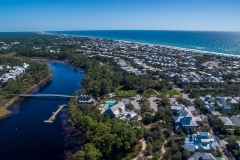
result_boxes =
[107,102,137,121]
[214,96,232,112]
[173,106,202,130]
[230,115,240,127]
[218,117,235,130]
[188,152,224,160]
[184,132,219,152]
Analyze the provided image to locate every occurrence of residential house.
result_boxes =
[122,98,130,105]
[184,132,219,152]
[205,103,215,112]
[230,115,240,127]
[171,103,185,113]
[214,96,232,112]
[188,152,224,160]
[107,102,137,121]
[78,95,95,103]
[234,97,240,102]
[173,106,202,130]
[211,111,221,117]
[219,117,235,130]
[200,95,214,105]
[222,97,239,106]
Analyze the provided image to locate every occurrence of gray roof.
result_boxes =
[122,98,130,105]
[187,106,195,112]
[184,132,219,152]
[188,152,224,160]
[211,111,221,116]
[230,115,240,126]
[110,102,125,116]
[219,117,235,126]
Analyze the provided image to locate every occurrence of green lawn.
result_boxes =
[143,89,159,96]
[115,86,140,97]
[115,86,180,97]
[158,88,180,95]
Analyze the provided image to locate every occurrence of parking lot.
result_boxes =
[148,97,159,111]
[130,95,142,110]
[130,96,160,111]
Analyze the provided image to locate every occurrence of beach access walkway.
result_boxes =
[44,104,66,123]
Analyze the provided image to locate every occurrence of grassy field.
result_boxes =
[115,86,180,97]
[115,86,140,97]
[158,88,180,95]
[143,89,159,96]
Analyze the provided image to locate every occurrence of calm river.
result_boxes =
[0,62,86,160]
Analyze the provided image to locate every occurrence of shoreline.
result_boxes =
[0,74,53,119]
[44,31,240,57]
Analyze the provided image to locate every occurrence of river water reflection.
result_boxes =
[0,62,85,160]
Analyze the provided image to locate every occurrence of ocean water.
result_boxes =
[48,30,240,55]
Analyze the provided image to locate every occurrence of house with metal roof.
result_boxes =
[214,96,232,112]
[107,102,137,121]
[184,132,219,153]
[222,96,239,106]
[188,152,224,160]
[230,115,240,127]
[211,111,221,116]
[173,106,202,130]
[219,117,235,130]
[205,103,215,112]
[200,95,214,105]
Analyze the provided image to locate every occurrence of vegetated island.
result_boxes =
[2,32,240,159]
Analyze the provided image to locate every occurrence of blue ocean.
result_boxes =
[48,30,240,55]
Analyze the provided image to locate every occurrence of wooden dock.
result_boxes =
[44,104,66,123]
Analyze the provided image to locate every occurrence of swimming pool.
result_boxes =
[105,101,116,107]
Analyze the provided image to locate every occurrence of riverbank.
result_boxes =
[31,58,85,72]
[0,74,53,119]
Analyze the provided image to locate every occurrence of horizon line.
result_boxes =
[1,29,240,33]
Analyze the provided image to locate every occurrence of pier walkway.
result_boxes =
[44,104,66,123]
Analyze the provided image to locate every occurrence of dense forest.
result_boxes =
[0,56,50,105]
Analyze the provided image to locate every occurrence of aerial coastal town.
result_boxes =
[1,33,240,159]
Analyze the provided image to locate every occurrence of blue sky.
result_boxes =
[0,0,240,32]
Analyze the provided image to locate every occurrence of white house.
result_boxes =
[107,102,137,121]
[222,97,238,106]
[173,106,202,130]
[184,132,219,152]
